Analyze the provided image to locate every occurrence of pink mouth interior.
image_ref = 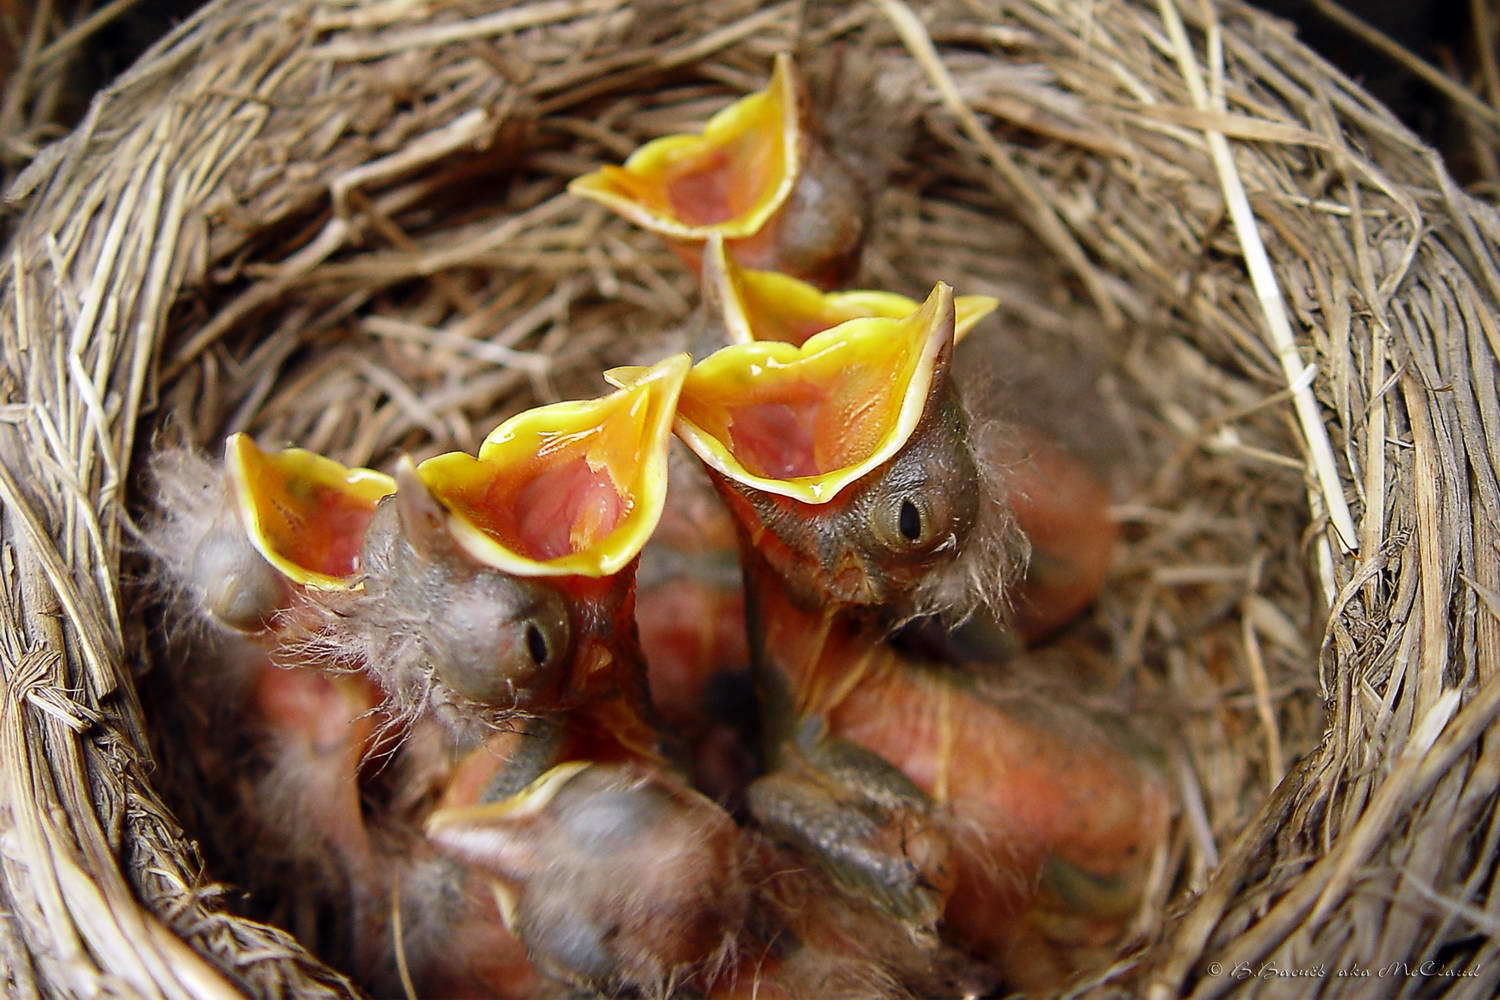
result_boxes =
[747,305,839,347]
[264,479,380,579]
[653,128,778,227]
[667,150,735,226]
[726,397,820,479]
[467,456,628,562]
[700,371,893,483]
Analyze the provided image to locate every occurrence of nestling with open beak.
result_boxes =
[331,355,742,995]
[646,281,1026,629]
[154,363,748,996]
[358,356,990,997]
[144,443,402,969]
[147,436,396,636]
[570,54,872,289]
[650,285,1170,988]
[635,241,1007,799]
[697,232,1118,648]
[277,356,691,752]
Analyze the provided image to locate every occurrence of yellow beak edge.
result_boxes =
[616,284,956,505]
[568,54,802,240]
[701,233,996,348]
[416,354,691,578]
[225,434,395,590]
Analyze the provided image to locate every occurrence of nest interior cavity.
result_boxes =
[2,0,1499,996]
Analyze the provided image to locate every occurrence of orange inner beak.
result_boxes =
[419,354,690,577]
[669,283,954,504]
[228,435,394,587]
[568,55,799,240]
[601,127,782,230]
[435,429,637,565]
[260,478,378,578]
[688,369,893,482]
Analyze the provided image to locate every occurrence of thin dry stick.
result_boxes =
[1160,0,1359,554]
[33,0,144,73]
[1474,0,1500,111]
[0,0,57,152]
[1402,375,1452,723]
[312,0,629,61]
[869,0,1125,332]
[1240,607,1285,790]
[1304,685,1466,926]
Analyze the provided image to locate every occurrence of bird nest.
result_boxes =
[2,0,1498,996]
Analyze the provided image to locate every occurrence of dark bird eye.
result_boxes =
[525,622,550,666]
[871,493,936,554]
[898,499,922,541]
[432,583,572,707]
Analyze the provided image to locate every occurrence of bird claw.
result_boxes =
[747,724,954,931]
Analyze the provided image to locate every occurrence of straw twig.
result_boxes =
[1157,0,1359,555]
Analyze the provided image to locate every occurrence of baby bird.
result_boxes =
[147,436,395,635]
[426,754,999,1000]
[312,355,739,995]
[647,281,1026,629]
[570,54,872,289]
[367,357,984,998]
[742,565,1170,991]
[654,288,1170,989]
[425,758,745,996]
[697,232,1117,646]
[144,443,402,971]
[639,242,1006,801]
[286,355,691,748]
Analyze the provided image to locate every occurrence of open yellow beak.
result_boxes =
[225,434,396,590]
[618,284,954,505]
[425,760,593,928]
[427,760,591,836]
[702,233,998,347]
[414,355,690,578]
[568,54,801,240]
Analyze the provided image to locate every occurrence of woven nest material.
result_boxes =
[1,0,1498,996]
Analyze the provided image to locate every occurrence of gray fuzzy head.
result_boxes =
[296,470,578,737]
[725,381,1027,630]
[143,447,290,635]
[427,762,745,997]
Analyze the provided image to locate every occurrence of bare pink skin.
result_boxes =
[986,425,1118,643]
[744,551,1169,990]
